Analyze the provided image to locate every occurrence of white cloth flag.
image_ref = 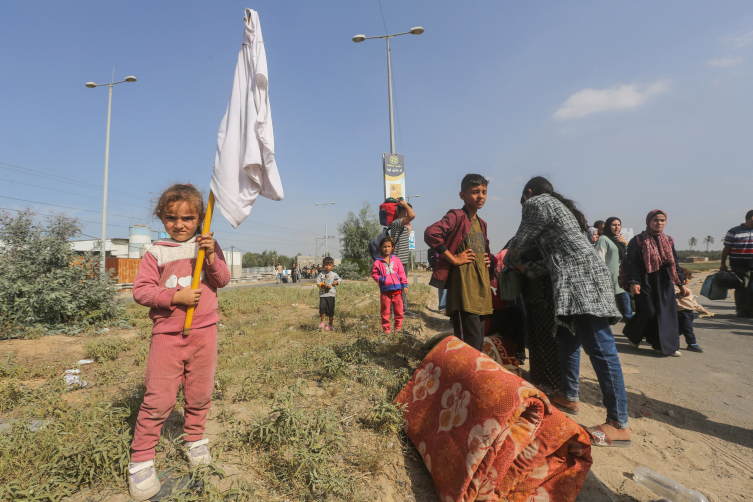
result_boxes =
[210,8,284,228]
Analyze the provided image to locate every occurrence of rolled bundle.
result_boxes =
[394,336,592,502]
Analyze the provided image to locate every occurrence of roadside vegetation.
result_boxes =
[0,209,127,340]
[0,279,435,501]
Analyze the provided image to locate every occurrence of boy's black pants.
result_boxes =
[450,311,486,351]
[677,310,697,345]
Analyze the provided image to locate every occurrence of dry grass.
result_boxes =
[0,281,436,501]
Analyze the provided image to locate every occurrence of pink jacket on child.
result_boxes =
[133,236,231,334]
[372,255,408,293]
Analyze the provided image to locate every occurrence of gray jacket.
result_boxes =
[504,194,620,322]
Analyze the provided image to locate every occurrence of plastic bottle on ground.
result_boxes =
[632,467,709,502]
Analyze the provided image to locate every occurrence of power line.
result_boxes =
[0,195,142,219]
[0,206,157,233]
[376,0,389,34]
[0,177,152,210]
[374,0,405,154]
[0,162,152,201]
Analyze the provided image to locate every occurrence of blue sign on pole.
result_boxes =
[409,231,415,250]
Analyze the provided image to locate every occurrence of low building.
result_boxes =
[296,255,341,267]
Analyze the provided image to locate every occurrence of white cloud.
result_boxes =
[707,56,743,68]
[734,30,753,47]
[553,80,672,120]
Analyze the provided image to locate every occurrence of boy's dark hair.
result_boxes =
[379,236,395,248]
[593,220,605,228]
[680,267,693,280]
[461,174,489,192]
[746,209,753,221]
[322,256,334,266]
[523,176,588,232]
[154,184,205,223]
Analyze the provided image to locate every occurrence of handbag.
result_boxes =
[700,273,728,301]
[497,266,523,301]
[713,270,743,290]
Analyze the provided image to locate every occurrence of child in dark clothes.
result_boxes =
[675,268,712,353]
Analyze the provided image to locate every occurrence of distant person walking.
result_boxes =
[276,262,284,284]
[596,217,633,320]
[390,199,416,317]
[621,210,689,357]
[721,210,753,317]
[504,176,631,447]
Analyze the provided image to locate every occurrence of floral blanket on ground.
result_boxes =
[394,336,592,502]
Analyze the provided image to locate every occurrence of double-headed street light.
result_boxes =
[352,27,424,154]
[315,202,336,257]
[85,75,137,275]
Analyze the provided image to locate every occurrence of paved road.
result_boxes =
[610,293,753,429]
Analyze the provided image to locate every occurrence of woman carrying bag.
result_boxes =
[621,210,689,357]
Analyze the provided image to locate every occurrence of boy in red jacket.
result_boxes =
[424,174,495,351]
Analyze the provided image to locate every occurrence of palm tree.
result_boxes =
[688,237,697,251]
[703,235,714,252]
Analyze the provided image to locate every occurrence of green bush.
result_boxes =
[84,336,130,362]
[0,209,124,333]
[333,261,365,281]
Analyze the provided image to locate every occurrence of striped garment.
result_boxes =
[390,218,411,265]
[133,236,231,334]
[724,224,753,269]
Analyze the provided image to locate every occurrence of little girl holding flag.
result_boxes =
[128,9,283,498]
[128,184,230,500]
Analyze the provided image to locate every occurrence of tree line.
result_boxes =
[241,250,301,269]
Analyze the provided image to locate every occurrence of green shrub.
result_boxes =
[0,209,124,331]
[84,336,129,362]
[333,260,365,281]
[0,403,131,500]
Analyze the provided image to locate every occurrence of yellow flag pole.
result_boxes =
[184,190,216,335]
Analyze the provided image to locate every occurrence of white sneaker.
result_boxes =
[128,460,160,501]
[627,340,640,349]
[669,351,682,357]
[185,438,212,467]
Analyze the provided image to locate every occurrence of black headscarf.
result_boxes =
[602,217,627,261]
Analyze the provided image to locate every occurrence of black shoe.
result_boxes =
[403,310,419,318]
[687,344,704,353]
[736,312,753,318]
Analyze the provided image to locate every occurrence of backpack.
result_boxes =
[379,202,399,226]
[368,227,390,261]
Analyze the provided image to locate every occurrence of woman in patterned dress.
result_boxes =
[518,245,563,392]
[504,176,632,447]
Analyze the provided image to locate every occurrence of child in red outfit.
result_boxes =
[127,185,231,502]
[372,237,408,333]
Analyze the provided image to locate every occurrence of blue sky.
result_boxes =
[1,1,752,257]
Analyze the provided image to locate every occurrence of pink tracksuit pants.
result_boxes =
[130,325,217,462]
[380,290,404,332]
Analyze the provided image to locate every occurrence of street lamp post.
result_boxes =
[405,194,420,203]
[315,202,336,256]
[353,27,424,154]
[85,76,137,276]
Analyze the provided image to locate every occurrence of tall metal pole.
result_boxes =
[386,38,396,154]
[325,204,329,257]
[100,84,113,276]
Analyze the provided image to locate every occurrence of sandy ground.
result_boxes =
[414,270,753,502]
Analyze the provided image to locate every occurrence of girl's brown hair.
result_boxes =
[153,184,205,222]
[379,236,395,248]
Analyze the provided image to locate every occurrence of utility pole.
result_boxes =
[85,75,137,275]
[230,245,234,279]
